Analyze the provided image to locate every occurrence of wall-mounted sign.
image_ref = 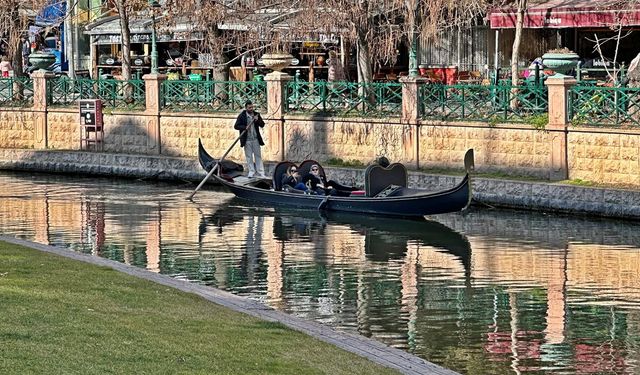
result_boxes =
[94,31,204,45]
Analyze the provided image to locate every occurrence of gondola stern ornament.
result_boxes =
[464,149,475,174]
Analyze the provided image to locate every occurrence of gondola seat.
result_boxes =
[272,161,297,191]
[364,163,408,197]
[298,160,327,181]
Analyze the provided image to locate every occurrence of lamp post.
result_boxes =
[149,0,161,74]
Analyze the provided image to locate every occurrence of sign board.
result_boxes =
[79,99,103,128]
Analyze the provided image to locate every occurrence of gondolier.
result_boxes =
[234,101,266,178]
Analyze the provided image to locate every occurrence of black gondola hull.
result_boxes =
[212,174,471,217]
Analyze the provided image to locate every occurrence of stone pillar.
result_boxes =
[143,73,166,155]
[31,70,54,149]
[545,74,576,181]
[265,71,293,161]
[400,76,427,169]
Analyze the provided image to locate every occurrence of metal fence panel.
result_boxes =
[0,77,34,107]
[420,83,548,123]
[47,78,145,109]
[161,80,267,113]
[285,80,402,117]
[570,86,640,127]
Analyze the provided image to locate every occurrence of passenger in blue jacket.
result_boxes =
[234,101,265,178]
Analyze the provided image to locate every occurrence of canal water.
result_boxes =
[1,170,639,374]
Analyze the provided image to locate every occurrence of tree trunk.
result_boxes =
[356,32,372,85]
[510,0,527,109]
[356,31,373,108]
[115,0,132,81]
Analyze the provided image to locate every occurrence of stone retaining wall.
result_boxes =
[3,106,640,187]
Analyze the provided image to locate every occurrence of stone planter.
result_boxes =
[261,53,294,72]
[542,52,580,74]
[28,52,57,71]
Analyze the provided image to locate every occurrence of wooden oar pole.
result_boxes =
[188,130,246,200]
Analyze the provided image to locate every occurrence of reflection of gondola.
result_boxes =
[198,200,472,280]
[325,211,471,269]
[200,141,473,218]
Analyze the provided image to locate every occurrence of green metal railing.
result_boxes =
[285,80,402,117]
[570,85,640,127]
[419,84,548,122]
[47,77,146,109]
[161,80,267,112]
[0,77,34,107]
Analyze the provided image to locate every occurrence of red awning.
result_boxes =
[490,0,640,29]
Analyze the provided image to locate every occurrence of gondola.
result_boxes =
[198,140,474,218]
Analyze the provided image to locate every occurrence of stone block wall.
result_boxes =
[0,109,36,149]
[420,121,553,178]
[160,113,246,162]
[283,116,415,165]
[568,128,640,186]
[103,113,151,154]
[48,110,79,150]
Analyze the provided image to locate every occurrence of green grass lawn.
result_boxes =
[0,241,399,375]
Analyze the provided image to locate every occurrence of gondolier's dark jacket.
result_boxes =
[234,110,265,147]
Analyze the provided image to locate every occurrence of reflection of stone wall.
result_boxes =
[0,110,35,149]
[569,130,640,186]
[420,122,552,178]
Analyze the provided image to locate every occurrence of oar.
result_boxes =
[317,195,330,211]
[188,129,246,200]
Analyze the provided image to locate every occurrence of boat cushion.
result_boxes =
[374,184,403,198]
[350,190,366,196]
[364,163,408,197]
[272,161,297,191]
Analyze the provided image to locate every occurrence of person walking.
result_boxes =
[234,101,266,178]
[0,57,13,78]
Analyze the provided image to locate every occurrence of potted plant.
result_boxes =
[542,48,580,75]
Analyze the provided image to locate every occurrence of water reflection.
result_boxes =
[1,171,640,374]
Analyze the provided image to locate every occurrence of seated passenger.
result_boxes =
[301,164,326,195]
[281,165,307,193]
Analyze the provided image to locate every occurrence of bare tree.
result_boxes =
[112,0,147,81]
[0,0,49,77]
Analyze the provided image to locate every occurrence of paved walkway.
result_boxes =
[0,235,459,375]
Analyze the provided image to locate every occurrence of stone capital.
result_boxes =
[30,70,55,79]
[544,74,577,87]
[142,73,168,82]
[265,71,293,82]
[399,76,428,85]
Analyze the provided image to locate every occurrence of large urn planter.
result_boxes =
[261,53,294,72]
[28,52,57,71]
[542,51,580,74]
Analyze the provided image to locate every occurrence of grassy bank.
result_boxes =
[0,241,398,375]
